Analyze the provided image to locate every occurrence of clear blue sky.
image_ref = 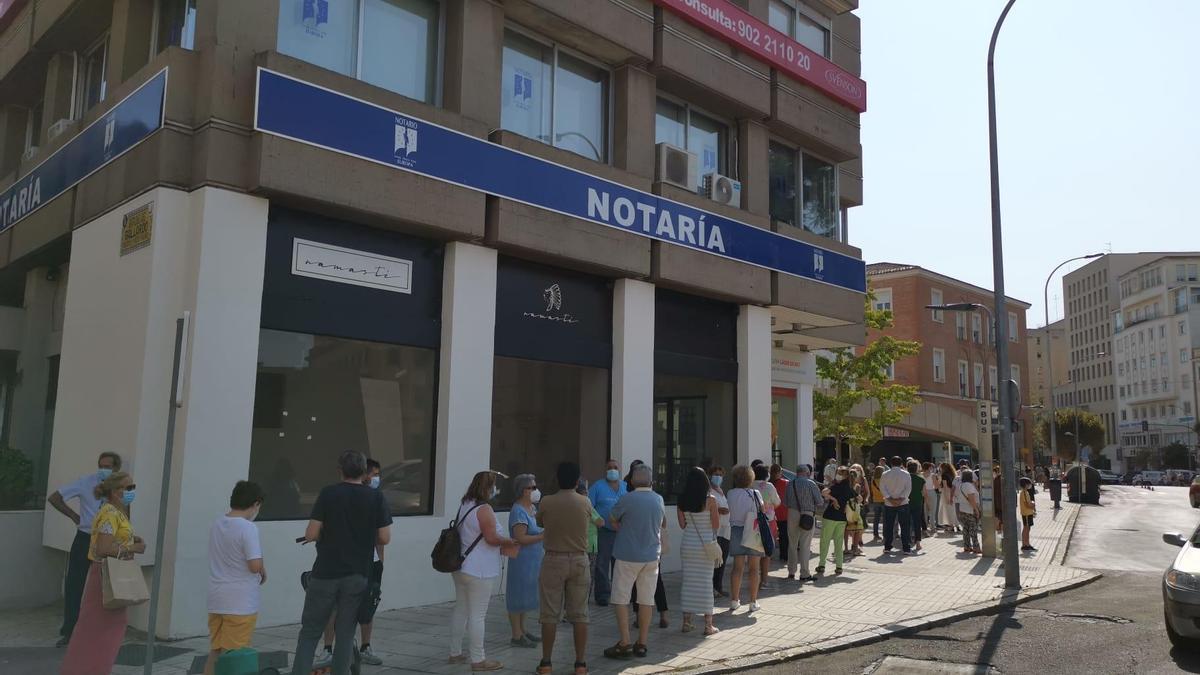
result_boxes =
[854,0,1200,327]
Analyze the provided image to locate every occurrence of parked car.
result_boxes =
[1162,528,1200,648]
[1191,477,1200,509]
[1137,470,1166,486]
[1096,470,1120,485]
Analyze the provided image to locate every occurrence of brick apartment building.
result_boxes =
[862,263,1034,463]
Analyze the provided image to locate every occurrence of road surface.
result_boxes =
[750,485,1200,674]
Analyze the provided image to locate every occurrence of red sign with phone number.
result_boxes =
[653,0,866,113]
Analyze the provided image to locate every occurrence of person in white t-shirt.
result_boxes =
[205,481,266,675]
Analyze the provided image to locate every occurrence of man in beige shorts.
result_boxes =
[536,462,594,675]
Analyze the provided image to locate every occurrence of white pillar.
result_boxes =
[797,352,817,470]
[611,279,654,471]
[738,305,772,465]
[435,242,497,517]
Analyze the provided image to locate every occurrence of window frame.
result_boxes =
[958,359,969,397]
[932,348,945,383]
[872,288,892,312]
[24,100,43,152]
[654,91,735,188]
[75,33,110,120]
[768,136,842,241]
[930,289,943,323]
[1007,311,1018,343]
[766,0,832,57]
[149,0,198,54]
[502,22,613,164]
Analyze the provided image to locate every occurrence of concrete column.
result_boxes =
[611,279,655,470]
[107,0,155,87]
[737,119,769,217]
[0,105,29,176]
[42,53,76,136]
[434,242,497,517]
[613,65,656,179]
[798,353,816,469]
[442,0,504,127]
[737,305,771,465]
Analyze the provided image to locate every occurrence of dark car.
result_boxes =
[1066,465,1101,504]
[1097,470,1120,485]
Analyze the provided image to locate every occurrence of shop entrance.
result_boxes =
[771,387,798,470]
[654,397,706,498]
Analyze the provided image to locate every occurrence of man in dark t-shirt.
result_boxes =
[290,451,392,675]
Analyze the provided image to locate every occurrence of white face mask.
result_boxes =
[530,489,542,504]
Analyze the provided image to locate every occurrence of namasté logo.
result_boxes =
[524,283,578,324]
[543,283,562,312]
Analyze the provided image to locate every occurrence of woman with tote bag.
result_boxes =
[725,465,765,613]
[61,471,148,675]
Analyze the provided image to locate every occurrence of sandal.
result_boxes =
[536,660,553,675]
[574,661,589,675]
[633,643,648,658]
[703,625,720,636]
[603,642,632,660]
[681,617,694,633]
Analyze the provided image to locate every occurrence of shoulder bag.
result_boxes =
[791,481,815,530]
[431,502,485,573]
[689,512,725,567]
[750,489,776,557]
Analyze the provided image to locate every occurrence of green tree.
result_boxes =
[1162,442,1192,470]
[1135,448,1155,471]
[0,445,33,510]
[1034,408,1105,463]
[814,293,922,463]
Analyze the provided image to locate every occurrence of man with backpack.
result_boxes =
[290,451,391,675]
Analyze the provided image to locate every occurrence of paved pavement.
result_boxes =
[749,485,1200,674]
[0,489,1095,674]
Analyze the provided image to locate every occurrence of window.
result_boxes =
[1187,401,1194,416]
[76,34,109,118]
[767,0,831,56]
[932,349,945,383]
[24,100,42,152]
[277,0,441,103]
[1121,409,1127,421]
[872,288,892,312]
[250,330,438,519]
[1184,349,1190,365]
[884,361,895,381]
[958,360,969,397]
[1010,364,1020,391]
[154,0,197,52]
[769,142,839,239]
[655,97,729,191]
[501,28,608,162]
[973,363,984,398]
[930,289,944,322]
[1008,312,1018,342]
[989,366,998,401]
[972,314,982,344]
[1181,321,1188,336]
[956,312,966,340]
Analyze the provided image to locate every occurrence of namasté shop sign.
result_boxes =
[254,69,866,294]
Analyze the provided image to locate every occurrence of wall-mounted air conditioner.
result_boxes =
[46,119,74,142]
[21,146,39,162]
[655,142,697,192]
[702,172,742,208]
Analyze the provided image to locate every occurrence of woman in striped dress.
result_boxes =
[677,467,721,635]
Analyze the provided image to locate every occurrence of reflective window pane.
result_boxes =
[554,52,607,162]
[654,98,686,149]
[156,0,197,52]
[653,374,735,500]
[491,357,610,509]
[795,13,829,56]
[688,111,724,189]
[277,0,358,77]
[249,329,437,519]
[361,0,439,102]
[500,30,553,147]
[802,153,838,238]
[768,0,793,35]
[769,142,798,227]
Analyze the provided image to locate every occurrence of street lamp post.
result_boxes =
[1042,253,1104,464]
[986,0,1021,590]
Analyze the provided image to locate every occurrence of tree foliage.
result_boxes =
[813,293,921,462]
[1034,408,1106,463]
[0,445,33,510]
[1163,442,1192,470]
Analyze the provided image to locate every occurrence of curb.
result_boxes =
[686,571,1102,674]
[1052,501,1084,566]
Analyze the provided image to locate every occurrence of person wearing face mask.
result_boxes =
[507,474,546,647]
[203,481,266,675]
[60,471,146,675]
[707,466,731,597]
[47,451,122,648]
[588,458,628,606]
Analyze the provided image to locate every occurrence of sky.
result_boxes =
[854,0,1200,328]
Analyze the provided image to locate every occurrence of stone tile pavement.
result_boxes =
[2,490,1097,674]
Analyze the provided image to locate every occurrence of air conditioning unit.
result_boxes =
[655,142,697,191]
[21,146,38,162]
[46,119,74,142]
[702,172,742,208]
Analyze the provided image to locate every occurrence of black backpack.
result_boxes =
[431,503,484,573]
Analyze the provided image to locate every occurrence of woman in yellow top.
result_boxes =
[61,471,145,675]
[1018,477,1037,553]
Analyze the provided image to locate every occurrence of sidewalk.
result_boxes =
[3,490,1096,674]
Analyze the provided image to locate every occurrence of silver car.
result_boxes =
[1163,529,1200,648]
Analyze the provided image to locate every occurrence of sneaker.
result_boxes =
[729,599,741,612]
[313,650,334,669]
[359,645,383,666]
[748,602,761,613]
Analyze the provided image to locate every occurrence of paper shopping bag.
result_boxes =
[101,557,150,609]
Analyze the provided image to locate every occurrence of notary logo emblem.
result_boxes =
[394,123,418,159]
[103,116,116,157]
[813,249,825,275]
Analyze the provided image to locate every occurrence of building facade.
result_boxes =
[1027,319,1066,411]
[862,263,1032,463]
[0,0,867,635]
[1114,256,1200,467]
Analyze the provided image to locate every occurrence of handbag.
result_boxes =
[101,556,150,609]
[791,481,815,531]
[740,512,765,552]
[750,490,776,557]
[689,513,724,568]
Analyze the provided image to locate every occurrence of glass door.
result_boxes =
[771,387,797,471]
[653,397,707,499]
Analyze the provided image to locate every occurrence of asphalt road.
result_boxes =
[750,486,1200,674]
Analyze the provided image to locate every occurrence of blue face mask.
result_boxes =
[606,469,620,482]
[122,490,136,506]
[97,468,113,481]
[711,475,723,488]
[369,476,381,489]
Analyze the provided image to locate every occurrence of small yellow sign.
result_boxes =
[120,202,154,255]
